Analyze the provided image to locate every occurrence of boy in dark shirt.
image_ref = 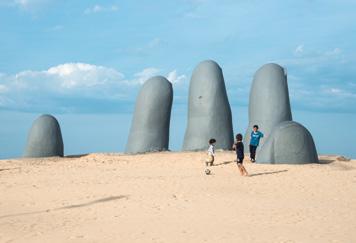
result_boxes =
[233,133,248,176]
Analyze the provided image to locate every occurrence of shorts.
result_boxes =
[237,157,244,164]
[206,155,214,165]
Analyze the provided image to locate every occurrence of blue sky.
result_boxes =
[0,0,355,158]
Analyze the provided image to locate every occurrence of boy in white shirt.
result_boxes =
[206,138,216,167]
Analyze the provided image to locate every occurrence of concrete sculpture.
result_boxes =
[183,60,233,150]
[244,63,292,148]
[24,114,64,157]
[125,76,173,154]
[257,121,319,164]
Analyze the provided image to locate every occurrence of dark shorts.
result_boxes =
[237,157,244,164]
[249,145,257,160]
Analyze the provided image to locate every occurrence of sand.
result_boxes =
[0,151,355,243]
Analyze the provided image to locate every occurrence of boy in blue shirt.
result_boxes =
[249,125,264,162]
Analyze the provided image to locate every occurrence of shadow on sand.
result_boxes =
[65,154,89,158]
[248,169,288,177]
[57,195,128,210]
[213,161,235,166]
[0,195,128,219]
[0,167,20,172]
[318,159,335,164]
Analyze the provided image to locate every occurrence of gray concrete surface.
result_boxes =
[244,63,292,148]
[257,121,319,164]
[24,114,64,158]
[182,60,233,151]
[125,76,173,154]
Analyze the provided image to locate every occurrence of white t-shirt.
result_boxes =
[208,144,215,156]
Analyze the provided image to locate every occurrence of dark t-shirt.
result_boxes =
[234,141,244,159]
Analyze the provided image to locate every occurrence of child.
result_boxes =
[249,125,264,162]
[233,133,248,176]
[205,138,216,167]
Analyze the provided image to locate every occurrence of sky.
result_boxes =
[0,0,355,159]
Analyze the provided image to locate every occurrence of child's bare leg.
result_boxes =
[241,166,248,176]
[237,164,244,175]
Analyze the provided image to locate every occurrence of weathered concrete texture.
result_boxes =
[257,121,319,164]
[183,60,233,151]
[244,63,292,147]
[24,114,64,158]
[125,76,173,154]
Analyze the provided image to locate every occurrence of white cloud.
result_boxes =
[273,45,356,112]
[0,63,126,105]
[181,0,210,19]
[0,63,187,112]
[47,63,124,89]
[14,0,31,8]
[348,82,356,87]
[0,84,8,93]
[8,0,50,11]
[129,68,187,85]
[294,44,304,55]
[325,48,342,56]
[117,38,163,56]
[84,4,118,14]
[147,38,161,49]
[278,46,345,67]
[130,68,160,85]
[167,70,187,84]
[47,25,64,31]
[323,87,356,98]
[185,0,208,4]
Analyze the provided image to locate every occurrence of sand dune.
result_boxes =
[1,151,355,243]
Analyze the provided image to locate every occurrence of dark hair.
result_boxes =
[253,125,259,129]
[209,138,216,144]
[236,133,243,141]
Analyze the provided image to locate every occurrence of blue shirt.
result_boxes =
[250,131,264,146]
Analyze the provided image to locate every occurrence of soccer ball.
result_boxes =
[205,169,211,175]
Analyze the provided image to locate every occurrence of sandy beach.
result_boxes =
[0,151,355,243]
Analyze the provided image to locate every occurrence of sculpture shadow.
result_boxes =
[0,195,128,219]
[65,154,89,158]
[318,159,335,164]
[248,169,288,177]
